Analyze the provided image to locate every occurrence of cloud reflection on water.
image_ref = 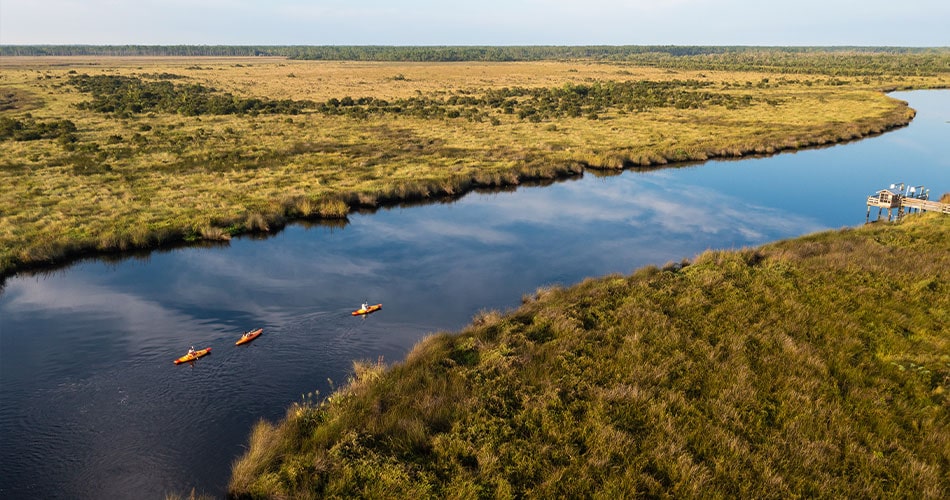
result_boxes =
[460,171,825,249]
[4,278,195,343]
[1,167,826,360]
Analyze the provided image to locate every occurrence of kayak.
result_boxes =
[235,328,263,346]
[351,303,382,316]
[174,347,211,364]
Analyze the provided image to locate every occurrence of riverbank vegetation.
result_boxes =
[228,213,949,498]
[2,48,949,280]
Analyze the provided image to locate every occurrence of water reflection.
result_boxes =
[1,90,948,499]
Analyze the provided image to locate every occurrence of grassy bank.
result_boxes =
[229,213,949,498]
[2,52,948,280]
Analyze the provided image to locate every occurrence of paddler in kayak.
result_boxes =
[188,346,196,357]
[352,302,381,316]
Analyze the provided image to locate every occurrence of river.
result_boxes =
[1,90,947,499]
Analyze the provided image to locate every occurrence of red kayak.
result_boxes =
[174,347,211,364]
[351,304,382,316]
[235,328,263,346]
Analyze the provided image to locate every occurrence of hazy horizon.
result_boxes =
[2,1,947,47]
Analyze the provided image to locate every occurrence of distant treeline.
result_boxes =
[2,45,276,57]
[1,44,943,59]
[4,45,948,76]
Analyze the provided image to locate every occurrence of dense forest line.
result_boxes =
[3,44,943,58]
[3,45,950,76]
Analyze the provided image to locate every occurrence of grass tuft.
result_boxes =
[198,226,230,241]
[163,489,215,500]
[317,198,350,218]
[243,212,269,232]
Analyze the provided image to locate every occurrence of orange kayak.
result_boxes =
[351,304,382,316]
[235,328,263,346]
[174,347,211,364]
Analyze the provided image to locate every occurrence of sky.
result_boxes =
[1,0,948,47]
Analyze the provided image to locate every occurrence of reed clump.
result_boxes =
[229,213,950,498]
[242,212,269,232]
[198,226,230,241]
[163,489,216,500]
[316,198,350,218]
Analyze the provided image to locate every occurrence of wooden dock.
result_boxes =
[866,183,950,222]
[900,197,950,215]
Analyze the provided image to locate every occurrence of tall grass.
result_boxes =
[1,56,946,280]
[229,214,949,498]
[164,489,216,500]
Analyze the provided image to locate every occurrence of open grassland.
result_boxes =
[2,53,948,279]
[229,214,949,498]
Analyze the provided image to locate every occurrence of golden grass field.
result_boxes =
[1,55,947,278]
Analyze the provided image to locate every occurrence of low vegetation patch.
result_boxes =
[66,73,751,124]
[0,114,76,141]
[67,74,314,116]
[229,214,949,498]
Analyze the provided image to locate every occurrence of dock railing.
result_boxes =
[866,183,950,222]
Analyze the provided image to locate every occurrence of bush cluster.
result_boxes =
[67,73,751,124]
[0,115,77,141]
[319,80,751,123]
[67,74,313,116]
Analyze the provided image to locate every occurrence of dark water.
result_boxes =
[1,91,948,499]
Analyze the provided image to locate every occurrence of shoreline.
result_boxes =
[227,212,950,497]
[0,104,914,286]
[4,51,944,286]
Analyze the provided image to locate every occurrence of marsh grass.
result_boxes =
[1,56,947,279]
[164,489,216,500]
[228,214,949,498]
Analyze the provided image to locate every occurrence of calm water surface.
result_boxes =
[1,90,948,499]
